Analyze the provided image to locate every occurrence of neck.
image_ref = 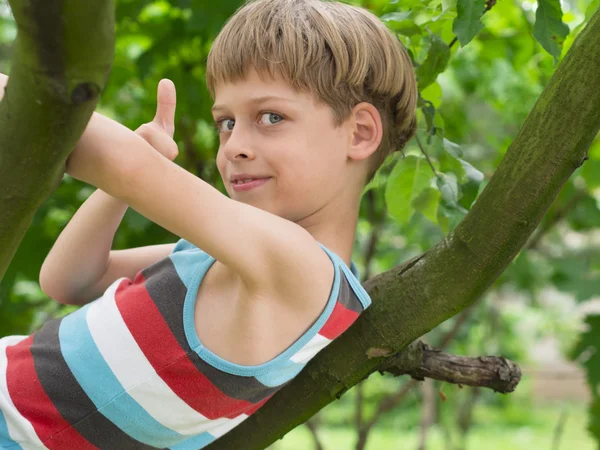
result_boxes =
[295,193,361,270]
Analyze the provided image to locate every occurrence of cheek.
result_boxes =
[215,149,226,174]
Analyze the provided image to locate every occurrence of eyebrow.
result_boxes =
[211,95,298,113]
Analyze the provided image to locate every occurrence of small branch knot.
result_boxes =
[71,83,99,105]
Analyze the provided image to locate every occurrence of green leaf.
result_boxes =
[452,0,486,47]
[550,256,600,302]
[586,0,600,21]
[413,187,441,224]
[458,177,483,210]
[436,172,460,206]
[439,146,467,183]
[459,158,484,184]
[381,11,422,36]
[421,81,443,108]
[381,11,413,22]
[416,34,451,90]
[569,315,600,391]
[419,94,436,133]
[504,251,541,294]
[533,0,570,63]
[385,155,434,223]
[443,138,463,158]
[361,167,388,196]
[437,137,467,184]
[567,195,600,231]
[437,202,468,233]
[581,158,600,189]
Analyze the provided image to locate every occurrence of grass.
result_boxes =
[268,401,597,450]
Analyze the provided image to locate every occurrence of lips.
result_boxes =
[231,177,271,192]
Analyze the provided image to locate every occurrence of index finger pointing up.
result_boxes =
[153,78,177,138]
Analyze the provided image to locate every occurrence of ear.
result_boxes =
[347,102,382,162]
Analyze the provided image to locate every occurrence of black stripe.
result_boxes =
[31,319,163,450]
[142,257,285,402]
[338,275,364,313]
[188,352,282,403]
[142,257,189,351]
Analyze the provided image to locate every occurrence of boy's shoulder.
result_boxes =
[171,236,371,312]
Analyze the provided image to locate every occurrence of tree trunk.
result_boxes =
[0,0,114,280]
[207,9,600,449]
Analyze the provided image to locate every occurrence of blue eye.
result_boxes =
[260,112,283,125]
[217,119,234,132]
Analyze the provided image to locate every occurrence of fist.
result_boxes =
[135,79,178,161]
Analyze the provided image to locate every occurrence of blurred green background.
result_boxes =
[1,0,599,448]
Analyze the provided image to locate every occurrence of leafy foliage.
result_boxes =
[416,34,451,90]
[570,315,600,443]
[452,0,487,46]
[533,0,571,63]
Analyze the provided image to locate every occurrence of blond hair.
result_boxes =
[206,0,418,182]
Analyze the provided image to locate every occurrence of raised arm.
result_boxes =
[65,81,332,298]
[39,81,180,305]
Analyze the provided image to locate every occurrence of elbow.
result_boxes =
[39,281,71,305]
[39,271,80,305]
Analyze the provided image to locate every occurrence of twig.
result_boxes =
[378,341,521,394]
[551,405,569,450]
[305,418,325,450]
[417,378,437,450]
[354,190,386,449]
[355,307,476,450]
[415,134,441,179]
[355,379,416,450]
[355,382,363,431]
[526,189,587,250]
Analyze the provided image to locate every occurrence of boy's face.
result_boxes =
[212,68,353,222]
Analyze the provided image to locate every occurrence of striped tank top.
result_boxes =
[0,238,371,449]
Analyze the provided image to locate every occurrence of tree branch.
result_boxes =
[207,9,600,449]
[356,306,476,450]
[378,341,521,394]
[0,0,115,281]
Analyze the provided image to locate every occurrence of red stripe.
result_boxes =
[5,336,98,450]
[318,302,359,340]
[115,274,257,419]
[245,395,272,415]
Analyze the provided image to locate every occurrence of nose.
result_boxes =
[221,126,256,162]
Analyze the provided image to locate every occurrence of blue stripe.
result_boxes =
[170,239,212,291]
[0,409,22,450]
[255,358,306,387]
[58,304,183,447]
[169,431,215,449]
[323,245,372,310]
[183,246,342,376]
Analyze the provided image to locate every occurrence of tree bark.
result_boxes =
[0,0,114,281]
[379,341,521,394]
[208,8,600,449]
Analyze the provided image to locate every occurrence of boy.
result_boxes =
[0,0,417,448]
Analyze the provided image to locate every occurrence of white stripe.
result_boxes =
[0,336,48,450]
[208,414,249,439]
[86,280,237,436]
[289,334,331,364]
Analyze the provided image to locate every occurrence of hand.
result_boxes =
[135,79,179,161]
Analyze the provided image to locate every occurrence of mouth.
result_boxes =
[231,177,271,192]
